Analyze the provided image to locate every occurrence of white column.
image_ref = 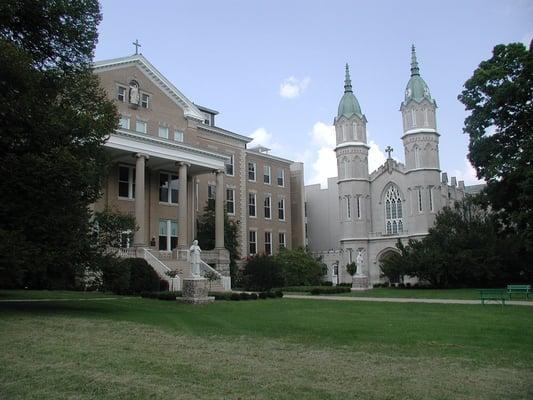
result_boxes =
[177,162,189,249]
[215,169,224,249]
[134,153,148,246]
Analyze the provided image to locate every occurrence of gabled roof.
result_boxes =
[93,54,205,122]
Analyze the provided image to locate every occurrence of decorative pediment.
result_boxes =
[93,54,205,122]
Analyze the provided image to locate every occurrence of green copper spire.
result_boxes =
[344,63,353,92]
[410,44,420,76]
[403,45,434,105]
[337,63,363,119]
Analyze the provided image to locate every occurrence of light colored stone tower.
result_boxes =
[334,64,370,271]
[400,46,441,232]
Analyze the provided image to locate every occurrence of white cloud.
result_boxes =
[279,76,310,98]
[249,127,273,148]
[451,158,485,186]
[521,31,533,47]
[368,140,387,173]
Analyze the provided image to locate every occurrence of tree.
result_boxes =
[275,247,326,286]
[346,262,357,279]
[196,199,240,281]
[242,254,284,291]
[458,42,533,251]
[0,1,117,289]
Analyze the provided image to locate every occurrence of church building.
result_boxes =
[305,47,466,285]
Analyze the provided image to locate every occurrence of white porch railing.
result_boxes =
[113,247,137,258]
[199,260,231,291]
[144,249,181,291]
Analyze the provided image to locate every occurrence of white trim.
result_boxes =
[105,130,228,170]
[405,168,441,174]
[334,141,370,151]
[246,149,294,164]
[337,178,370,184]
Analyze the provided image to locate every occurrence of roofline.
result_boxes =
[92,54,205,122]
[195,104,219,115]
[246,149,294,164]
[198,123,252,144]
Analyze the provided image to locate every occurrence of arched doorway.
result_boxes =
[377,248,401,284]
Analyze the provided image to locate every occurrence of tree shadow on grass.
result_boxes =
[0,300,115,319]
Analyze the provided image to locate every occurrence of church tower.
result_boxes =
[335,65,370,264]
[400,46,441,231]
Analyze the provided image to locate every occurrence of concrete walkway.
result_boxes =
[284,294,533,306]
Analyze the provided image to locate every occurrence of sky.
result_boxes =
[95,0,532,188]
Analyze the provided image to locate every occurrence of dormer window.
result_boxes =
[203,112,212,126]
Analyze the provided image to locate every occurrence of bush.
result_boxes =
[159,279,169,292]
[258,292,268,299]
[405,282,411,288]
[322,281,333,286]
[266,291,276,298]
[275,247,326,286]
[230,293,241,301]
[338,283,352,287]
[249,293,258,300]
[239,292,249,300]
[210,291,231,301]
[310,287,351,295]
[274,289,284,298]
[102,257,131,295]
[243,254,284,291]
[102,258,160,295]
[140,291,181,300]
[157,291,178,301]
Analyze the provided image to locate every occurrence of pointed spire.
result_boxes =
[344,63,353,93]
[410,44,420,77]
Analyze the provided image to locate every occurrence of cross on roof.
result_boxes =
[133,39,141,55]
[385,146,393,159]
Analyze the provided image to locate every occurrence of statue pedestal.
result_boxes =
[351,274,370,291]
[178,277,214,304]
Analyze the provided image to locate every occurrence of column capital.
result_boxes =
[134,153,150,160]
[213,169,225,175]
[176,161,191,168]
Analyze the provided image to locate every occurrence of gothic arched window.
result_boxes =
[414,146,421,169]
[384,185,404,235]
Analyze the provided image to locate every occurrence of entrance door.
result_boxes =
[331,263,339,286]
[158,219,178,251]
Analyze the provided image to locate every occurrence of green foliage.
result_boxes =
[92,209,136,251]
[380,199,532,287]
[274,247,326,286]
[458,42,533,253]
[141,291,182,300]
[102,258,160,295]
[310,287,351,295]
[196,199,240,281]
[0,1,117,289]
[243,254,284,291]
[346,262,357,277]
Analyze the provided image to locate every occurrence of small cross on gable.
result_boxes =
[132,39,141,55]
[385,146,393,159]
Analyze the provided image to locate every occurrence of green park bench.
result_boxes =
[479,289,506,306]
[507,284,531,300]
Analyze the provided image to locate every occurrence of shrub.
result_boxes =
[258,292,268,299]
[249,293,258,300]
[230,293,241,301]
[405,282,411,288]
[274,290,284,298]
[243,254,284,291]
[275,247,326,286]
[239,292,249,300]
[338,283,352,287]
[159,279,169,292]
[102,257,131,294]
[209,292,232,301]
[125,258,160,294]
[266,291,276,298]
[157,291,178,301]
[310,287,351,295]
[322,281,333,286]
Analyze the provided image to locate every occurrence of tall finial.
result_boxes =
[410,44,420,77]
[344,63,353,93]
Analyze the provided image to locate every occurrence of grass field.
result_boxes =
[1,290,532,399]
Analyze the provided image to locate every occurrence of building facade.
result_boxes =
[305,47,466,285]
[92,53,305,290]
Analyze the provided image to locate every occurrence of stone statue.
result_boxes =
[356,249,364,276]
[189,240,202,277]
[129,81,139,105]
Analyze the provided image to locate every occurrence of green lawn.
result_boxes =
[287,287,533,301]
[1,291,532,399]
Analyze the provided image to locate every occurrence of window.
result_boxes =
[263,165,271,184]
[265,232,272,255]
[159,173,178,204]
[135,120,147,134]
[195,180,199,212]
[248,192,256,217]
[264,195,271,219]
[428,187,434,211]
[120,230,133,248]
[278,198,285,221]
[347,196,352,219]
[226,188,235,215]
[248,162,256,181]
[411,109,416,127]
[174,130,184,142]
[249,230,257,255]
[384,185,404,235]
[203,113,212,126]
[418,189,423,212]
[117,86,127,102]
[141,93,150,108]
[118,115,130,129]
[277,169,285,186]
[225,154,234,176]
[357,196,361,219]
[159,219,177,251]
[414,146,421,168]
[158,126,169,139]
[118,166,135,199]
[279,232,286,249]
[208,184,216,200]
